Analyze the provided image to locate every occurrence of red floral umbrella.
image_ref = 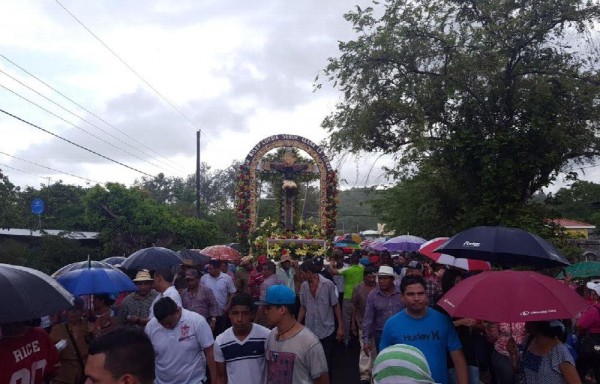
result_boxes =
[200,245,242,262]
[419,237,491,271]
[438,270,588,322]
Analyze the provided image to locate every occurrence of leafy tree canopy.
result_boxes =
[322,0,600,232]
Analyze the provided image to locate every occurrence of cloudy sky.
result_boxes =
[1,0,596,194]
[0,0,396,190]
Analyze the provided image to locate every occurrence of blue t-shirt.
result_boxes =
[380,308,462,384]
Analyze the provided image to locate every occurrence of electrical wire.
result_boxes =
[0,66,183,175]
[0,162,46,181]
[0,82,166,173]
[0,107,154,177]
[0,54,188,173]
[0,151,102,185]
[54,0,211,142]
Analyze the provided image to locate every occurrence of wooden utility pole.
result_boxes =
[196,130,201,219]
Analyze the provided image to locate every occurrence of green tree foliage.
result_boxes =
[0,169,21,229]
[83,182,222,255]
[322,0,600,233]
[337,188,381,233]
[16,182,89,230]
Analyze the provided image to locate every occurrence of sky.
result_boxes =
[0,0,597,194]
[0,0,394,190]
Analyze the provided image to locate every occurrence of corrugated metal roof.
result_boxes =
[0,228,99,239]
[551,219,596,229]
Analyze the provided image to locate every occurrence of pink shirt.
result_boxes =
[488,322,526,357]
[578,303,600,334]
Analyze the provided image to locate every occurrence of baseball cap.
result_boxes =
[312,256,325,267]
[257,255,269,265]
[255,285,296,306]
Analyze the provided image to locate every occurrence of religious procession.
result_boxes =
[4,219,600,384]
[3,0,600,383]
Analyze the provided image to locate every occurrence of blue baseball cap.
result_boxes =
[255,285,296,306]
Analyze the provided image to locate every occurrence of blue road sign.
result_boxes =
[31,198,45,215]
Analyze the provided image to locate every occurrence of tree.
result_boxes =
[321,0,600,232]
[0,169,22,229]
[83,183,221,255]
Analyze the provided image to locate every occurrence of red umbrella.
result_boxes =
[200,245,242,262]
[419,237,491,271]
[437,270,588,322]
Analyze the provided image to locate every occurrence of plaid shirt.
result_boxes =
[425,276,442,305]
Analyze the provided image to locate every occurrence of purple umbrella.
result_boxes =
[382,235,427,252]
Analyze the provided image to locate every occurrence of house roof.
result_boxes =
[0,228,99,240]
[551,219,596,230]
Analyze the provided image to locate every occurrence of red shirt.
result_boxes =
[249,269,265,299]
[0,327,60,384]
[578,303,600,334]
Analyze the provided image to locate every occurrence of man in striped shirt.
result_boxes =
[214,292,270,384]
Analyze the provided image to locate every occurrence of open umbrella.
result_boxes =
[56,263,137,296]
[364,237,389,252]
[201,245,242,262]
[557,261,600,279]
[336,233,363,244]
[437,270,587,322]
[121,247,182,271]
[178,249,212,268]
[101,256,126,266]
[419,237,491,271]
[333,242,362,254]
[434,226,570,268]
[383,235,427,252]
[52,259,115,278]
[1,263,74,323]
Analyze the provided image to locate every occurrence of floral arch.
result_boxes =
[236,134,338,256]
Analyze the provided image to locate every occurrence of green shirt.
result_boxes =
[342,264,364,299]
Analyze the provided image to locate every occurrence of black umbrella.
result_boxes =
[121,247,182,271]
[101,256,127,266]
[52,259,115,278]
[178,249,211,268]
[434,226,570,268]
[1,263,74,323]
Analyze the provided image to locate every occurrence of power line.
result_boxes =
[54,0,211,142]
[0,108,154,177]
[0,54,188,174]
[0,151,102,185]
[0,67,182,175]
[0,82,166,173]
[0,162,46,181]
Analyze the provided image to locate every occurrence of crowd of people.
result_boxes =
[3,249,600,384]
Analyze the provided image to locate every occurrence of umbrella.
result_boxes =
[419,237,491,271]
[383,235,427,252]
[56,265,137,296]
[201,245,242,262]
[101,256,126,266]
[434,226,570,268]
[335,233,363,244]
[178,249,212,268]
[361,230,380,237]
[121,247,182,271]
[0,263,74,323]
[437,270,587,322]
[333,242,362,254]
[557,261,600,279]
[364,237,389,252]
[52,259,115,278]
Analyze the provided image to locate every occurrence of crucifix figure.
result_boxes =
[260,147,317,231]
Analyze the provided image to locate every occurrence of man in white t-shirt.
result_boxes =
[148,268,182,320]
[145,297,216,384]
[214,292,270,384]
[201,259,237,335]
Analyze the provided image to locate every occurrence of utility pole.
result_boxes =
[196,130,201,219]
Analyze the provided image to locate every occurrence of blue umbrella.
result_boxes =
[52,259,115,278]
[434,226,570,268]
[121,247,181,271]
[101,256,126,266]
[56,265,137,296]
